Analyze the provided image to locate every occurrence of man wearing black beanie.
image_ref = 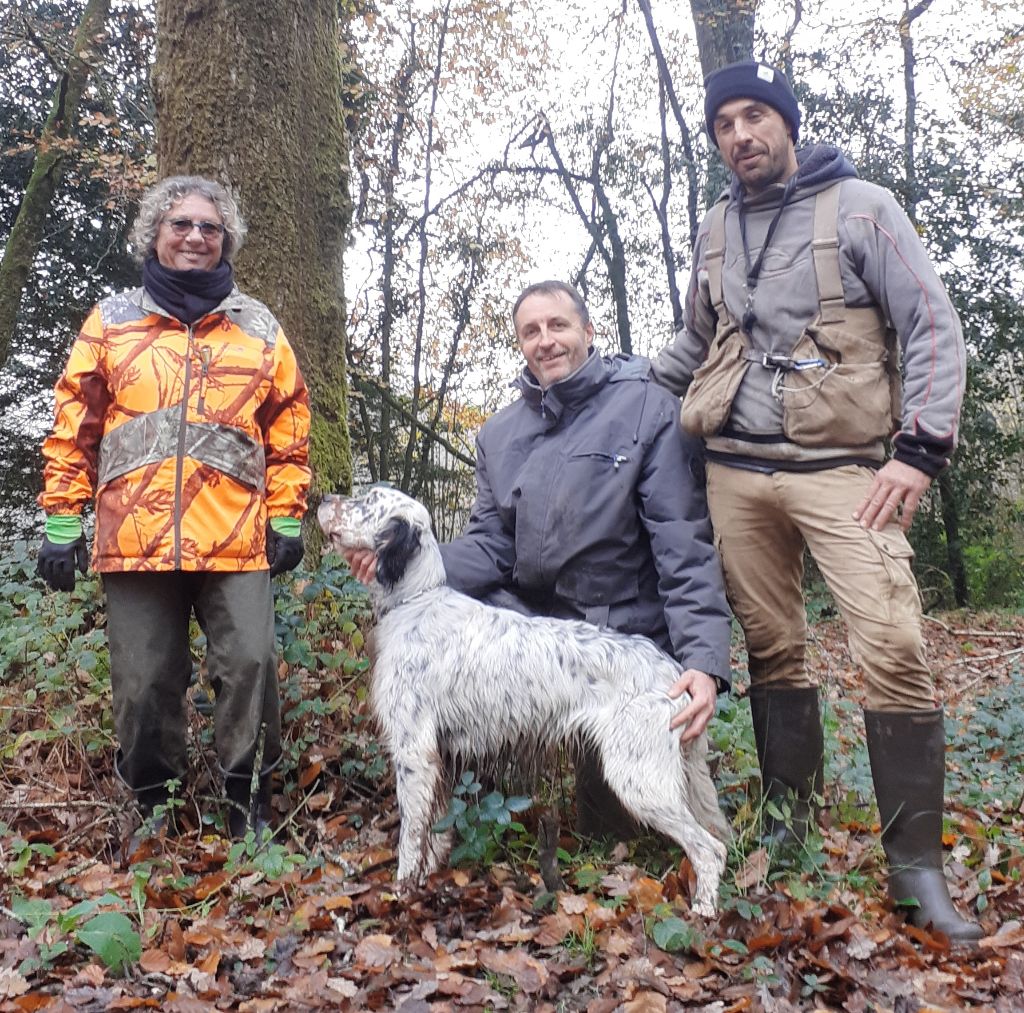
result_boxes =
[703,60,801,143]
[652,60,984,944]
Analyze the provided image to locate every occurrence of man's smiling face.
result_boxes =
[514,290,594,389]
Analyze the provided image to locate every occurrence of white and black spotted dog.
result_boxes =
[317,486,729,916]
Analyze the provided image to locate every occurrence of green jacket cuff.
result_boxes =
[269,516,301,538]
[45,515,83,545]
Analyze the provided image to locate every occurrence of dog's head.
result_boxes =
[317,487,444,597]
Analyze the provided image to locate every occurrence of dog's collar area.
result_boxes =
[377,585,443,617]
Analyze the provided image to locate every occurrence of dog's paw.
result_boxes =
[691,899,718,919]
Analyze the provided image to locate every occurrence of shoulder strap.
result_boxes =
[704,198,729,315]
[811,182,846,324]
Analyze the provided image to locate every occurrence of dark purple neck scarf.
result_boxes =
[142,255,234,325]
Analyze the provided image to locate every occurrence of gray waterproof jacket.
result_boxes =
[652,145,965,476]
[439,350,732,684]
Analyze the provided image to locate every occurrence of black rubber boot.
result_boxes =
[225,774,273,840]
[864,708,984,944]
[749,685,824,846]
[124,785,178,860]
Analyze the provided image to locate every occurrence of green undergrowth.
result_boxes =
[2,536,1022,979]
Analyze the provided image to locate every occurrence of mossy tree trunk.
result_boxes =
[0,0,111,369]
[688,0,756,78]
[153,0,353,507]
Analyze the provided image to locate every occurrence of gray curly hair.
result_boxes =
[129,175,247,264]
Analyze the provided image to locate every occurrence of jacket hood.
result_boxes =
[727,143,859,205]
[794,143,858,189]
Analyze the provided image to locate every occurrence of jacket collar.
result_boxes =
[514,348,610,423]
[137,284,245,324]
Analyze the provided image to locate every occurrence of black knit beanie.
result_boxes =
[703,61,800,146]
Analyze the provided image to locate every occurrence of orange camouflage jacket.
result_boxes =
[40,287,311,572]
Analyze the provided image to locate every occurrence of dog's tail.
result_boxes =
[682,735,732,842]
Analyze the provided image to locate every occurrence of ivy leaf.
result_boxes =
[651,916,699,953]
[75,913,141,974]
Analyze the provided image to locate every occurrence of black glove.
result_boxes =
[266,522,304,577]
[37,536,89,592]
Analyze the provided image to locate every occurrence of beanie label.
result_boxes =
[757,65,775,83]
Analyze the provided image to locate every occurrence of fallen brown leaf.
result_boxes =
[734,847,769,890]
[622,991,667,1012]
[353,932,401,969]
[478,945,550,993]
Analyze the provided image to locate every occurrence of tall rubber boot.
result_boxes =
[124,784,178,861]
[749,685,824,846]
[864,708,983,943]
[226,774,273,840]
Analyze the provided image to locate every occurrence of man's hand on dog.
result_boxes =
[668,669,717,740]
[343,548,376,585]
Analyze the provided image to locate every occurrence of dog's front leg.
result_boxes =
[392,738,447,882]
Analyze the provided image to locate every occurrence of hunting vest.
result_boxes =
[680,182,901,448]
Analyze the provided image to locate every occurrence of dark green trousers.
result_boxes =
[104,570,281,801]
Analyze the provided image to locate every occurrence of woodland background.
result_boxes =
[1,1,1023,1010]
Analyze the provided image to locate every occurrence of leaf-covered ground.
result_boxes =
[1,546,1023,1012]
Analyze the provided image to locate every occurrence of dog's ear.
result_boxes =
[374,516,421,590]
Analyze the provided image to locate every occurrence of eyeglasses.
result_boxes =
[164,218,225,239]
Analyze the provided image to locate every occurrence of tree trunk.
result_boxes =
[639,0,700,252]
[688,0,756,206]
[377,43,417,485]
[153,0,353,502]
[688,0,756,77]
[0,0,111,369]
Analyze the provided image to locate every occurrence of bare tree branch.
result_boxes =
[402,2,451,490]
[637,0,700,245]
[350,370,474,469]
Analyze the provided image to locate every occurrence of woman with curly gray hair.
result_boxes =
[129,175,247,264]
[37,174,311,850]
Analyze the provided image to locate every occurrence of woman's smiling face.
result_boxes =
[154,194,224,272]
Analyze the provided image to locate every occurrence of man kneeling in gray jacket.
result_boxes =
[348,280,733,840]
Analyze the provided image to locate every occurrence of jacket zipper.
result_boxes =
[174,326,195,569]
[571,451,629,471]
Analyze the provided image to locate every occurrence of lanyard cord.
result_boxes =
[738,174,800,333]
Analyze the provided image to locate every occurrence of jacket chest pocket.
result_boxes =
[557,450,636,518]
[568,450,632,471]
[196,342,272,418]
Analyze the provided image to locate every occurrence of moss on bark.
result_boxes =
[154,0,353,508]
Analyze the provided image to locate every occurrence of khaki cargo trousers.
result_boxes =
[706,462,936,711]
[104,570,282,801]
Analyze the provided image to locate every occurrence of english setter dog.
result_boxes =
[318,486,729,916]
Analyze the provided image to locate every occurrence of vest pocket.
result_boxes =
[680,324,752,437]
[778,324,897,448]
